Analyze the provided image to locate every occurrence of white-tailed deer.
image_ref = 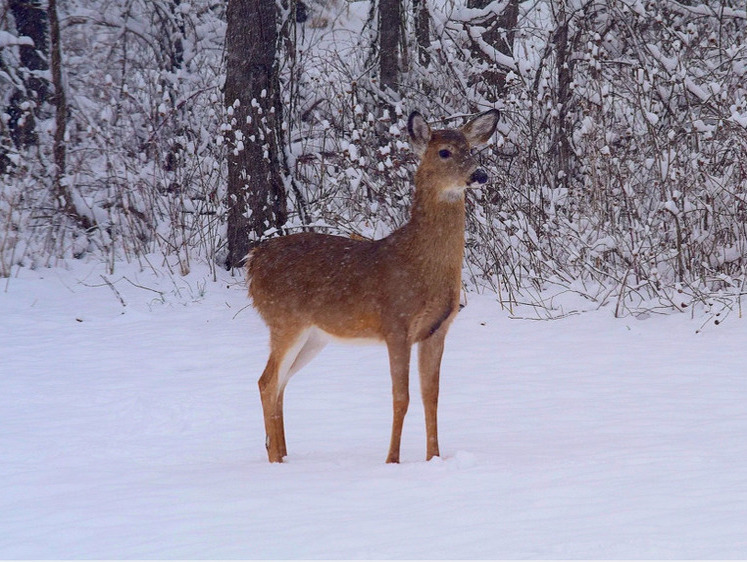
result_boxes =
[247,109,500,463]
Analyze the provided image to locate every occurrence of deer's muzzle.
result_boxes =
[469,169,488,185]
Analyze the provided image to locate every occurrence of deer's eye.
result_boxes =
[438,149,452,159]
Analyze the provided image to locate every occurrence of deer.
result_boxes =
[247,109,500,463]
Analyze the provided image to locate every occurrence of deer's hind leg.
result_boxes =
[258,325,328,462]
[258,349,286,463]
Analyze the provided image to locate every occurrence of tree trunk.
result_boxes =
[413,0,430,67]
[225,0,288,269]
[553,1,573,190]
[48,0,92,230]
[7,0,49,148]
[378,0,402,94]
[166,0,185,72]
[466,0,518,103]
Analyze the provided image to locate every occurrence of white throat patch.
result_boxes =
[440,186,467,202]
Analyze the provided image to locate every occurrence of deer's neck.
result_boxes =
[400,176,467,270]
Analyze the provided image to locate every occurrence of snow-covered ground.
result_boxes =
[1,261,746,558]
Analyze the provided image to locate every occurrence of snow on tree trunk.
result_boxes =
[224,0,288,268]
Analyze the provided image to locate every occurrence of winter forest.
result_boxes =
[3,3,747,556]
[2,0,747,319]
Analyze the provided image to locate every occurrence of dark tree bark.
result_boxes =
[167,0,185,71]
[413,0,431,67]
[48,0,92,229]
[552,1,574,190]
[49,0,66,207]
[7,0,49,148]
[9,0,48,97]
[378,0,402,94]
[153,0,186,72]
[466,0,518,102]
[225,0,288,269]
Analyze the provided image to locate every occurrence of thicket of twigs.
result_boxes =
[2,1,747,321]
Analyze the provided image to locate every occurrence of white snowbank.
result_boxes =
[1,261,746,558]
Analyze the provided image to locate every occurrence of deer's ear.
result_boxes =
[408,112,431,157]
[461,109,500,147]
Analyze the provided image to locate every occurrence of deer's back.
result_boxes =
[247,231,460,342]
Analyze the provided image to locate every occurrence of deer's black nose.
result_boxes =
[470,169,488,185]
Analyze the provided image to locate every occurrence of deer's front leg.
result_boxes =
[385,337,411,463]
[419,328,446,461]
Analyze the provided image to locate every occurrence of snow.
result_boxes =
[0,30,33,48]
[466,25,517,71]
[730,111,747,128]
[2,261,747,558]
[645,43,678,73]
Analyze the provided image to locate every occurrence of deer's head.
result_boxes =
[408,109,500,201]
